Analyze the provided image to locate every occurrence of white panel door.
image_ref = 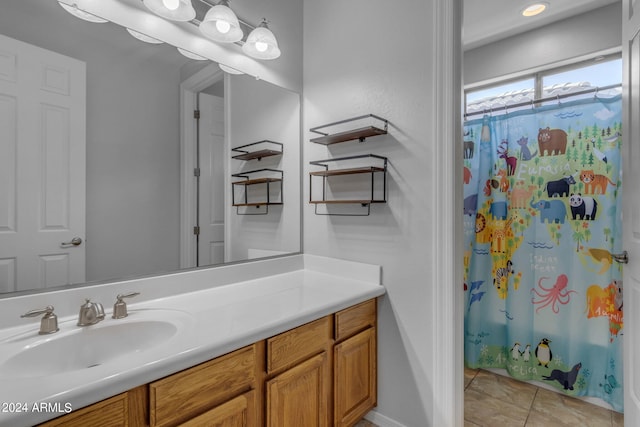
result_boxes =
[0,34,85,292]
[624,1,640,425]
[198,93,225,266]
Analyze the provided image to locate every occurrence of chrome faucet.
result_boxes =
[21,306,59,335]
[112,292,140,319]
[77,299,105,326]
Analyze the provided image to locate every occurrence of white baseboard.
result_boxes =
[364,409,408,427]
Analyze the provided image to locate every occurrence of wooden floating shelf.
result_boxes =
[309,200,386,205]
[233,202,283,207]
[231,140,283,161]
[232,177,283,186]
[308,154,388,215]
[232,149,282,161]
[309,114,389,145]
[310,126,387,145]
[309,166,386,177]
[231,168,283,214]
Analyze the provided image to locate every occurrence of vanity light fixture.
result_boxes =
[242,19,281,60]
[126,28,164,44]
[177,47,208,60]
[143,0,196,22]
[58,1,108,23]
[521,2,548,17]
[199,0,243,43]
[219,64,244,74]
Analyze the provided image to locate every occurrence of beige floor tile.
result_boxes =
[467,370,538,409]
[611,410,624,427]
[464,420,483,427]
[465,386,530,427]
[465,367,479,388]
[354,420,378,427]
[527,388,613,427]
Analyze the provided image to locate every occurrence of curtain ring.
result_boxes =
[530,98,534,110]
[594,87,599,99]
[556,94,561,105]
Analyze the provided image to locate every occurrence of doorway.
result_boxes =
[179,64,226,269]
[460,2,625,424]
[196,86,226,266]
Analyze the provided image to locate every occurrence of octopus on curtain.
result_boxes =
[531,274,576,314]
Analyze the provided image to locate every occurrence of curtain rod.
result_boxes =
[464,83,622,119]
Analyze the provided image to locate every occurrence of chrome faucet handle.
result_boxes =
[112,292,140,319]
[21,305,59,335]
[77,299,105,326]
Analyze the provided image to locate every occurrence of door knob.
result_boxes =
[612,251,628,264]
[61,237,83,248]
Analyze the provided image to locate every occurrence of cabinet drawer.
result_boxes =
[150,344,256,427]
[334,299,376,342]
[178,390,256,427]
[38,392,128,427]
[267,316,331,374]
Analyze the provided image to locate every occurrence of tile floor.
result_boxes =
[355,369,623,427]
[465,367,624,427]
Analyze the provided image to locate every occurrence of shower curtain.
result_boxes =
[463,95,624,411]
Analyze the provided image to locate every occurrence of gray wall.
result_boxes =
[0,0,187,282]
[464,2,622,85]
[303,0,451,424]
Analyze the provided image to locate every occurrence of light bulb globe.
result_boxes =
[143,0,196,21]
[200,4,243,42]
[163,0,180,11]
[242,20,281,60]
[255,42,268,52]
[216,20,231,34]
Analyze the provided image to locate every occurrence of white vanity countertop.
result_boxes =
[0,254,384,427]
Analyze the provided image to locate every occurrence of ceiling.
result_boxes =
[463,0,620,50]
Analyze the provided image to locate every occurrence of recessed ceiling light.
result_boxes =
[522,2,548,17]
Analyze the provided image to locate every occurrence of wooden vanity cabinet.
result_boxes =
[265,316,332,427]
[36,299,377,427]
[333,299,377,427]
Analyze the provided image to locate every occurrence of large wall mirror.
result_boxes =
[0,0,301,296]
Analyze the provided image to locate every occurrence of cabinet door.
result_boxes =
[37,392,129,427]
[179,390,256,427]
[334,327,377,427]
[266,352,329,427]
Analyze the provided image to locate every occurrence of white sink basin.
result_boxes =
[0,309,193,379]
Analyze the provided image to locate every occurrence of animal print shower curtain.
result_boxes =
[463,95,624,411]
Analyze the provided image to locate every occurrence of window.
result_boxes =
[540,57,622,105]
[464,54,622,118]
[465,78,535,116]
